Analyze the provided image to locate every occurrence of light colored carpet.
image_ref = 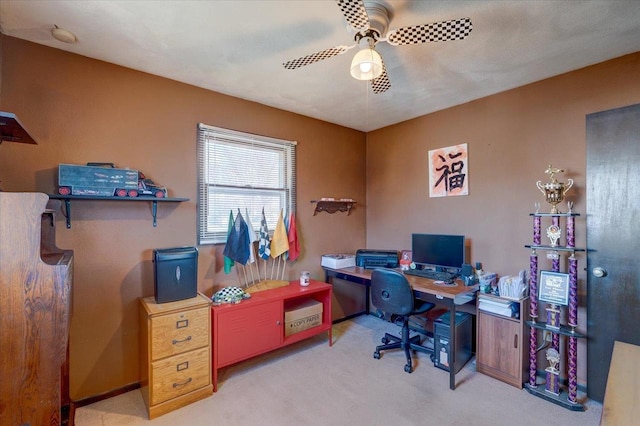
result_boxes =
[75,315,602,425]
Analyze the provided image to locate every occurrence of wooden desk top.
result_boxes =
[600,341,640,425]
[324,266,478,303]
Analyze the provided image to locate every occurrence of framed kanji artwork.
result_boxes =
[428,143,468,197]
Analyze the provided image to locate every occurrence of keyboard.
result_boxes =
[405,269,456,281]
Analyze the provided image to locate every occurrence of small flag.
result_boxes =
[223,210,235,274]
[258,207,271,260]
[223,210,250,265]
[245,208,258,264]
[287,212,300,261]
[283,212,290,260]
[271,209,289,258]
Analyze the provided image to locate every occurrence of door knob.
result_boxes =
[592,267,607,278]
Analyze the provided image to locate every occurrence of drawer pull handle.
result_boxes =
[176,319,189,329]
[514,334,518,349]
[172,336,192,345]
[177,361,189,371]
[173,377,192,388]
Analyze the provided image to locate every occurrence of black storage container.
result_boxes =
[153,246,198,304]
[433,311,473,373]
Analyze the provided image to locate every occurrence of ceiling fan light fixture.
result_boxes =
[350,47,383,81]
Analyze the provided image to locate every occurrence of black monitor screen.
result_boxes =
[411,234,465,271]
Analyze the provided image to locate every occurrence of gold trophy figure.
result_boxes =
[545,348,560,374]
[536,165,574,214]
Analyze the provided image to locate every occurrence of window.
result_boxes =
[197,124,296,245]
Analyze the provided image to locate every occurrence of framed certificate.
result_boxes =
[538,270,570,306]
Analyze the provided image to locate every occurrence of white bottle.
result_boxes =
[300,271,310,286]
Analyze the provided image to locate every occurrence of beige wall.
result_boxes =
[3,34,640,398]
[0,36,366,399]
[366,52,640,386]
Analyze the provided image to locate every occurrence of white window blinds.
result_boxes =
[197,124,296,245]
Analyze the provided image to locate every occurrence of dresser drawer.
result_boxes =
[150,307,209,360]
[150,346,211,405]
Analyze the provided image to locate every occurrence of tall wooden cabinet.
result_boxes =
[0,192,73,425]
[476,294,529,388]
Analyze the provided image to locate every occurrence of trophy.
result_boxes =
[546,224,561,247]
[536,165,573,214]
[545,348,560,374]
[545,347,561,395]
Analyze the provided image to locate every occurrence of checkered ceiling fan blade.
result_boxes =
[283,45,352,70]
[336,0,370,31]
[371,60,391,94]
[386,18,473,46]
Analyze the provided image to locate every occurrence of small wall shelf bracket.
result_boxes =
[311,199,356,216]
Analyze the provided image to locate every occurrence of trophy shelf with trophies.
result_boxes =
[524,165,586,411]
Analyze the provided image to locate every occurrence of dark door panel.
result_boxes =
[586,103,640,402]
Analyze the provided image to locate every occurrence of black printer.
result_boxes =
[356,249,399,269]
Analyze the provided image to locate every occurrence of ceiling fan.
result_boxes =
[283,0,473,94]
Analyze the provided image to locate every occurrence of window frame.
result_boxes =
[197,123,296,245]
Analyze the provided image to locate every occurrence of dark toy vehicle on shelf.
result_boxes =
[58,163,167,198]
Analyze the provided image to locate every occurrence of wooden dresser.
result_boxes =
[139,293,213,419]
[0,192,73,425]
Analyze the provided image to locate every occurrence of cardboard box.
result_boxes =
[321,253,355,269]
[284,299,323,336]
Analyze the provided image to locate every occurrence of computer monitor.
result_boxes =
[411,233,465,272]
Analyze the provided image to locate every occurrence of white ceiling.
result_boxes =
[1,1,640,132]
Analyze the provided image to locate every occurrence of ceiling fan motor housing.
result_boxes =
[363,2,390,39]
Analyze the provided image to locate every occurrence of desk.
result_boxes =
[324,266,478,390]
[600,341,640,425]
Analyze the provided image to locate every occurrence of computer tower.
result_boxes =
[433,311,473,373]
[153,246,198,304]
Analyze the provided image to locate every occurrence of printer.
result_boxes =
[356,249,399,269]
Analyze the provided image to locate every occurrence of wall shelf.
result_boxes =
[48,194,188,228]
[310,199,356,216]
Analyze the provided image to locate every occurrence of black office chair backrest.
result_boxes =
[371,268,414,316]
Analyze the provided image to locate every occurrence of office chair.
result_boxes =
[371,268,435,373]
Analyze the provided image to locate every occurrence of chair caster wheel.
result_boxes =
[381,337,388,344]
[404,364,413,373]
[373,351,381,359]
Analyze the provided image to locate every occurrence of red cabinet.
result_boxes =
[216,300,282,366]
[211,280,332,390]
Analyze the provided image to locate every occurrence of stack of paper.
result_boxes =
[321,253,355,269]
[497,270,528,300]
[478,297,514,317]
